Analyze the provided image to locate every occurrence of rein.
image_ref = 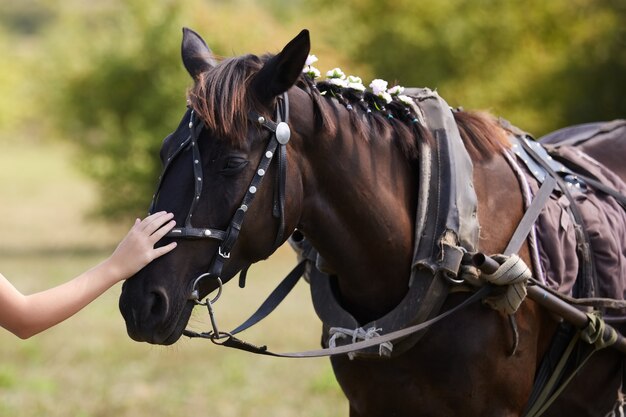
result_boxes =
[183,283,493,358]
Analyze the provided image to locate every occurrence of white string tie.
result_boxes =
[328,326,393,360]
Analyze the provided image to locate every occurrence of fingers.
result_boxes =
[152,241,178,259]
[137,211,167,229]
[128,212,178,263]
[149,219,177,243]
[138,211,175,235]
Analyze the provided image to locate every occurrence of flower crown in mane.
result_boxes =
[303,55,423,125]
[301,54,432,159]
[301,54,510,161]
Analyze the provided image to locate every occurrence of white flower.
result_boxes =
[369,79,388,96]
[346,75,366,91]
[329,77,348,88]
[303,65,321,79]
[398,95,413,106]
[379,91,392,104]
[326,67,346,79]
[388,85,405,96]
[305,54,318,66]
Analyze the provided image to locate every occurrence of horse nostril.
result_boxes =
[144,287,170,322]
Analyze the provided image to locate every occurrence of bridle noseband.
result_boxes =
[148,93,291,304]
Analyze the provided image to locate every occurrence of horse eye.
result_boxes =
[220,157,248,176]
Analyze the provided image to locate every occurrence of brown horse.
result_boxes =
[118,28,625,416]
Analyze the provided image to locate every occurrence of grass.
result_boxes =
[0,138,345,416]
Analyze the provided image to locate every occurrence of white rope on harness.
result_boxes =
[328,326,394,360]
[481,254,532,315]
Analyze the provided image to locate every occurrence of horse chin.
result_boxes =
[126,299,195,346]
[158,301,195,345]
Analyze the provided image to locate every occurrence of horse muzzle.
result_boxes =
[118,279,192,345]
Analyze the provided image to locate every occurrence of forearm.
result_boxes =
[0,212,176,339]
[4,260,122,339]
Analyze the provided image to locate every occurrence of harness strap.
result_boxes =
[150,112,228,242]
[184,285,492,358]
[504,175,557,256]
[507,136,626,416]
[523,311,620,417]
[199,95,291,284]
[519,137,598,299]
[545,147,626,210]
[523,328,593,417]
[229,261,306,335]
[205,136,280,279]
[167,227,226,240]
[188,115,204,228]
[272,93,289,248]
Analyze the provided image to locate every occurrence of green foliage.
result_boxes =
[47,1,191,219]
[2,0,624,220]
[42,0,317,220]
[307,0,626,135]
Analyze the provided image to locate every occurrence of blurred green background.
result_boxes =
[2,0,624,221]
[0,0,624,415]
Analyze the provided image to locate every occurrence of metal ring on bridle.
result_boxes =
[189,273,223,305]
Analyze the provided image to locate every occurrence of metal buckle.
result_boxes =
[218,247,231,259]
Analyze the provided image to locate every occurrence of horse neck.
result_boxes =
[297,111,418,321]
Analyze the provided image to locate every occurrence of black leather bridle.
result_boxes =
[148,93,291,302]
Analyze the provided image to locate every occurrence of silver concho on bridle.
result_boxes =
[275,121,291,145]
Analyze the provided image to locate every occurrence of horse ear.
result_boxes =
[181,27,217,79]
[252,29,311,101]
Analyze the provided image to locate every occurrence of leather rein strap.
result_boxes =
[185,285,492,357]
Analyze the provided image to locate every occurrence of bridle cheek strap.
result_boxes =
[149,93,291,295]
[149,110,227,241]
[272,92,289,247]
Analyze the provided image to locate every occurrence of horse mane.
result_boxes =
[187,53,510,160]
[304,79,511,161]
[187,54,266,148]
[453,110,512,160]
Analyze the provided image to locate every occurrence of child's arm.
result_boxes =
[0,211,176,339]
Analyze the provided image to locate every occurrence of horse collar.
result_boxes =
[309,88,481,358]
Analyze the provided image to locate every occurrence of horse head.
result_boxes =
[118,28,312,344]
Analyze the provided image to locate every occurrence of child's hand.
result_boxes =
[107,212,177,281]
